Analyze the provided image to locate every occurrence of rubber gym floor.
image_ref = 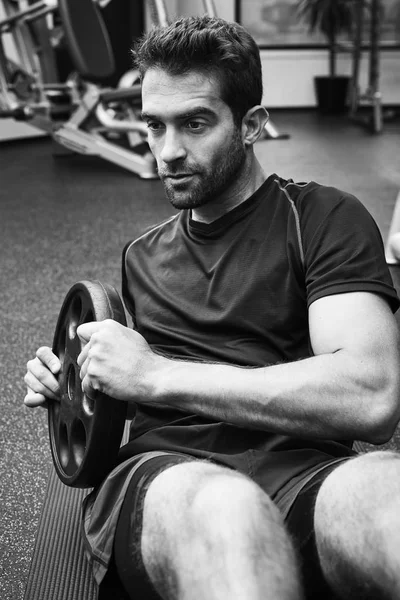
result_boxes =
[1,110,400,600]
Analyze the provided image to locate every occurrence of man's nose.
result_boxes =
[159,129,187,164]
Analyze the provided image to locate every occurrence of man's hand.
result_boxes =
[24,347,61,407]
[77,319,162,403]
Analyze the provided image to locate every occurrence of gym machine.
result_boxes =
[348,0,392,134]
[0,0,61,128]
[0,0,158,178]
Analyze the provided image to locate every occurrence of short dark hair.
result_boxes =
[133,16,263,126]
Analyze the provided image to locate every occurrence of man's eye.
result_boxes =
[147,122,163,132]
[187,121,205,131]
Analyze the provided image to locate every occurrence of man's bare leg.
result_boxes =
[314,451,400,599]
[140,461,304,600]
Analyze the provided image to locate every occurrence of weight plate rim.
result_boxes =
[48,280,127,488]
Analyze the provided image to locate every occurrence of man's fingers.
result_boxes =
[77,320,110,369]
[36,346,61,375]
[24,361,60,400]
[77,321,102,344]
[26,357,60,395]
[80,372,98,400]
[24,389,48,408]
[77,342,90,368]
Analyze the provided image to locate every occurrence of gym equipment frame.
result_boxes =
[348,0,384,134]
[0,0,158,178]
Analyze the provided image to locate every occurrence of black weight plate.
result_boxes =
[48,280,127,488]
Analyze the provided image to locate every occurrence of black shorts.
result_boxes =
[100,454,346,600]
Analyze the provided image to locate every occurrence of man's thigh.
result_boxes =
[111,454,348,600]
[112,454,194,599]
[313,451,400,598]
[112,455,274,599]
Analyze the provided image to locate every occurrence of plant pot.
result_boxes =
[314,76,350,114]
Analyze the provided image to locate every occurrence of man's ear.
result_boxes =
[242,106,269,146]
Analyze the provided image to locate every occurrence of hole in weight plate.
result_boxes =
[68,295,82,340]
[55,325,67,364]
[83,393,95,416]
[59,421,69,469]
[67,364,77,403]
[71,420,86,468]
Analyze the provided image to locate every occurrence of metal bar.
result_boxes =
[95,103,148,135]
[0,33,18,110]
[203,0,217,17]
[0,1,49,31]
[150,0,169,26]
[22,5,55,25]
[349,0,364,116]
[42,83,70,91]
[0,2,42,75]
[368,0,382,133]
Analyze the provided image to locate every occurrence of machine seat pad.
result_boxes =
[58,0,115,82]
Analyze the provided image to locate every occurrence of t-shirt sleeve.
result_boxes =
[299,185,399,312]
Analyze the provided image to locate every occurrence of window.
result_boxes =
[237,0,400,49]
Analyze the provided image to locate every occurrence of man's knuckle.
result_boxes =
[86,361,96,377]
[37,363,47,379]
[92,379,101,391]
[28,379,38,393]
[90,332,100,345]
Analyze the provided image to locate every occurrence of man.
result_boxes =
[24,16,400,600]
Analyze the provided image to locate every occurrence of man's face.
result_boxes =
[141,68,246,211]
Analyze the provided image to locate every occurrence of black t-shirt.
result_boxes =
[120,173,399,491]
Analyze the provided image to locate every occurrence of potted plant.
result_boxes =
[297,0,356,114]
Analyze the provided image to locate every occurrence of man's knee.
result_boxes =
[141,461,301,599]
[142,461,282,540]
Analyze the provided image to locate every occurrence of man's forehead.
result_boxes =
[142,67,219,93]
[141,68,224,115]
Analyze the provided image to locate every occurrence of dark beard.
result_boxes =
[160,129,246,211]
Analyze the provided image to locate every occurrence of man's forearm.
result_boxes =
[147,350,397,444]
[75,315,399,443]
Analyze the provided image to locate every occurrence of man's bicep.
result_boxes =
[308,291,399,359]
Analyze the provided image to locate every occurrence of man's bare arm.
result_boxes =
[77,291,400,445]
[150,292,400,444]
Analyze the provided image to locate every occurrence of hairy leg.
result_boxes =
[314,451,400,600]
[141,461,303,600]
